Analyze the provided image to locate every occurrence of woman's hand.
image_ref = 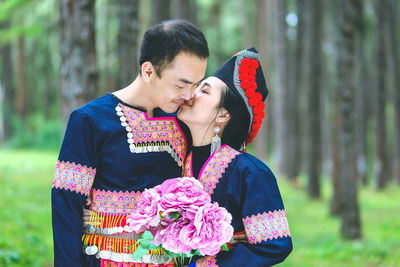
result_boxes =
[228,232,248,246]
[82,198,92,232]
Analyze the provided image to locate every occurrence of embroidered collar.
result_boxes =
[183,144,240,195]
[115,103,187,166]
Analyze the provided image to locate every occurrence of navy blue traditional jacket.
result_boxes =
[185,145,293,267]
[51,93,187,267]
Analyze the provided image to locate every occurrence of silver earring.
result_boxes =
[210,125,221,155]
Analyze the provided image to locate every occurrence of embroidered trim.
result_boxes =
[182,152,193,177]
[198,145,240,195]
[52,160,96,196]
[83,233,173,265]
[90,189,142,214]
[196,256,218,267]
[115,104,186,166]
[101,260,174,267]
[242,209,291,244]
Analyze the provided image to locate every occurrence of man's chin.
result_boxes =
[158,104,180,114]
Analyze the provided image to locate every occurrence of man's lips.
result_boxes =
[180,100,192,107]
[173,100,185,106]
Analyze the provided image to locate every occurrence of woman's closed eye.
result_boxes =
[201,83,211,94]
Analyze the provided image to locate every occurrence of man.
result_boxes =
[51,20,208,266]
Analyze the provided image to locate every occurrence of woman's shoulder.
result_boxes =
[224,145,275,177]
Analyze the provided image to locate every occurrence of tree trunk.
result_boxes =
[285,0,305,183]
[60,0,98,124]
[239,0,251,48]
[171,0,197,24]
[337,0,362,239]
[330,93,342,215]
[117,0,140,88]
[272,0,287,174]
[254,0,269,161]
[387,0,400,184]
[354,0,368,185]
[374,0,390,189]
[151,0,171,25]
[0,19,13,141]
[16,34,27,117]
[306,0,322,198]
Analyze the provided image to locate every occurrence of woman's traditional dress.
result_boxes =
[51,93,187,266]
[184,144,292,267]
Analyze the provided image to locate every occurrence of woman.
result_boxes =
[83,47,292,266]
[177,47,292,266]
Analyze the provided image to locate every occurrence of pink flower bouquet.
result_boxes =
[126,177,234,263]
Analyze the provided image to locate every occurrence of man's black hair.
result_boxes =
[139,19,209,77]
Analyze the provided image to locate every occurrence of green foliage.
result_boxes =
[1,150,399,266]
[277,177,400,267]
[4,115,62,150]
[0,149,57,267]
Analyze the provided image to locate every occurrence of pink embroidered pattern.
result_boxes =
[90,189,142,214]
[118,104,186,166]
[242,209,291,244]
[198,145,240,195]
[196,256,218,267]
[182,152,193,177]
[101,260,174,267]
[52,160,96,196]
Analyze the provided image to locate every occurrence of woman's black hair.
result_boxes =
[219,85,251,150]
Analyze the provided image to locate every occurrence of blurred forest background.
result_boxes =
[0,0,399,266]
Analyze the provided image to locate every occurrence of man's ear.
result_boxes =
[216,109,231,124]
[141,61,154,82]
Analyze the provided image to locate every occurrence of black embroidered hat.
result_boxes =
[211,47,268,144]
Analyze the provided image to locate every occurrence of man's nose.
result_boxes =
[181,87,194,101]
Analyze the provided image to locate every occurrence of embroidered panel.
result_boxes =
[199,145,240,195]
[90,189,142,214]
[52,160,96,196]
[196,256,218,267]
[242,209,291,244]
[115,104,186,166]
[101,261,174,267]
[182,152,193,177]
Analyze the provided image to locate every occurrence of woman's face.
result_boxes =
[177,76,225,129]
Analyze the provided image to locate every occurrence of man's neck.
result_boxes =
[113,77,156,117]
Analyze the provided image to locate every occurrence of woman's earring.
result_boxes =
[210,125,221,155]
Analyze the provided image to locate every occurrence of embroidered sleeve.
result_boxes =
[51,109,98,266]
[212,168,292,266]
[52,160,96,196]
[243,209,290,244]
[194,256,218,267]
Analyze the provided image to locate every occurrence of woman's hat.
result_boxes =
[211,47,268,145]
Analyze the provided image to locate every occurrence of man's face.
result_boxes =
[177,77,225,129]
[148,52,207,113]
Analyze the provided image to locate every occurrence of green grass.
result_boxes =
[0,149,399,266]
[0,149,57,267]
[278,177,400,267]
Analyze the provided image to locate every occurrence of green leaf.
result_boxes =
[221,243,229,251]
[194,249,202,256]
[162,249,176,258]
[168,212,181,219]
[142,230,154,240]
[149,242,160,251]
[133,244,150,261]
[185,252,195,257]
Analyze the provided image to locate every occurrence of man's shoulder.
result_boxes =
[73,94,114,118]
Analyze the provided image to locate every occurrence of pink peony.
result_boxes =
[126,188,162,233]
[155,177,211,216]
[180,202,234,256]
[158,215,193,254]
